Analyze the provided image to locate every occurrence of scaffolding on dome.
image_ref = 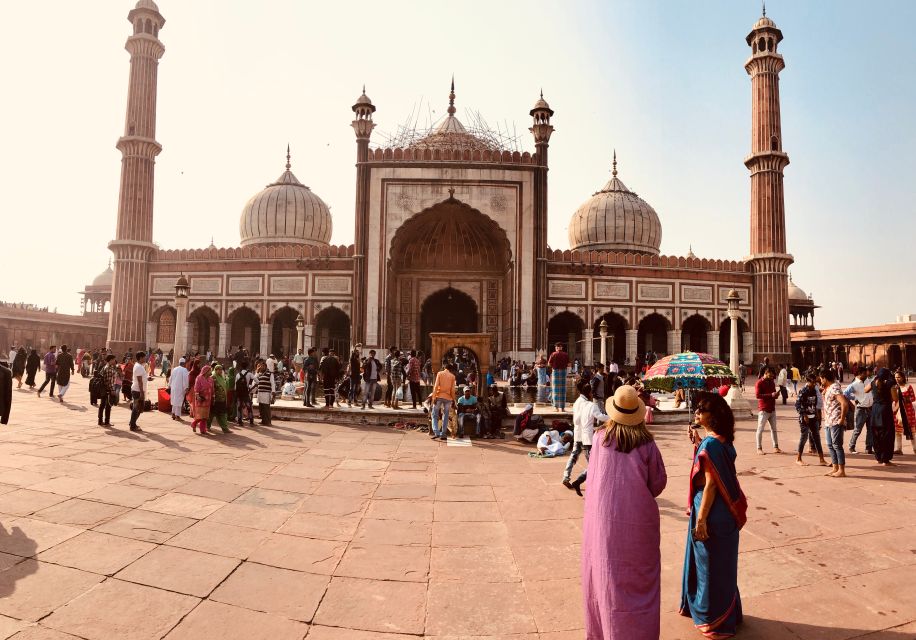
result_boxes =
[374,98,522,153]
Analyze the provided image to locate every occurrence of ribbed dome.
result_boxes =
[135,0,159,11]
[239,153,332,248]
[753,15,776,29]
[568,155,662,255]
[91,264,114,288]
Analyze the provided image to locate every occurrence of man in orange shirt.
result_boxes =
[431,363,456,441]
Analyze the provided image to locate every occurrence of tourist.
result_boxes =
[776,364,789,404]
[54,345,75,403]
[406,350,422,410]
[255,362,273,425]
[147,351,157,378]
[293,348,304,373]
[547,342,570,412]
[754,367,782,454]
[844,367,874,454]
[361,349,382,409]
[390,350,405,409]
[127,351,147,432]
[0,360,10,425]
[680,392,746,639]
[24,349,40,389]
[36,345,58,398]
[790,362,801,397]
[11,348,26,389]
[431,363,456,441]
[303,347,318,407]
[265,353,278,392]
[383,346,396,407]
[160,352,171,378]
[590,363,606,406]
[481,384,508,439]
[347,348,361,407]
[820,368,850,477]
[869,368,896,465]
[893,371,915,454]
[738,362,747,388]
[582,385,667,639]
[794,374,828,466]
[208,364,231,433]
[168,358,189,421]
[97,354,118,427]
[564,380,609,496]
[234,362,255,426]
[319,348,341,409]
[537,429,572,456]
[455,385,482,437]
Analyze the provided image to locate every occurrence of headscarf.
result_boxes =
[213,365,228,402]
[194,365,214,397]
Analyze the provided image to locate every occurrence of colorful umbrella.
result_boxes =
[642,351,737,392]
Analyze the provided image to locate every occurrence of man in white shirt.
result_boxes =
[609,361,619,376]
[564,380,609,496]
[128,351,148,432]
[537,429,572,457]
[293,349,304,373]
[844,366,875,454]
[168,357,189,422]
[265,354,278,392]
[776,365,789,405]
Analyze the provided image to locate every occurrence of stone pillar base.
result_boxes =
[726,386,754,418]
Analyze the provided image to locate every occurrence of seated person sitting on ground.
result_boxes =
[456,385,482,437]
[481,383,508,439]
[280,372,302,400]
[537,429,573,457]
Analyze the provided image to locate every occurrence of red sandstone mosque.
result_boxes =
[97,2,851,368]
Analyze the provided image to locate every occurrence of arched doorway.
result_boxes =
[547,312,584,363]
[155,306,176,346]
[593,312,628,366]
[420,288,478,355]
[887,344,903,370]
[271,307,299,357]
[388,195,511,352]
[718,317,749,366]
[314,307,350,355]
[637,313,669,359]
[229,307,261,356]
[682,314,711,353]
[188,306,219,356]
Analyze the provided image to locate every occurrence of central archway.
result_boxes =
[420,288,478,355]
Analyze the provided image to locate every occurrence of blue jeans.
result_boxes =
[563,442,590,483]
[457,412,481,437]
[362,381,378,408]
[849,406,873,451]
[348,377,360,404]
[129,391,143,428]
[432,399,451,437]
[824,424,845,465]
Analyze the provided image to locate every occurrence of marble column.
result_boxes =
[626,330,638,367]
[667,330,682,356]
[742,332,754,365]
[259,324,271,357]
[145,322,156,349]
[707,331,719,359]
[217,323,229,358]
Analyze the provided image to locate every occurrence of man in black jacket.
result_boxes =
[361,350,382,410]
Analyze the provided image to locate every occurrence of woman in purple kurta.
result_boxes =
[582,385,668,639]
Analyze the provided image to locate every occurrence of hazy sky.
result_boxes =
[1,0,913,329]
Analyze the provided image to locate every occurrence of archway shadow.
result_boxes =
[0,523,39,599]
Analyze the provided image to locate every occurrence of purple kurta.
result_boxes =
[581,435,668,639]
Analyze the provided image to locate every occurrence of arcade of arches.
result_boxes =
[230,307,261,356]
[314,307,351,356]
[188,306,219,355]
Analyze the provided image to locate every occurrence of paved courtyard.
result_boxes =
[0,377,914,639]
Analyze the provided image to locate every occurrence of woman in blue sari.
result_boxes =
[680,392,747,639]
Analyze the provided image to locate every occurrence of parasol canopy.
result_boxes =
[642,351,737,392]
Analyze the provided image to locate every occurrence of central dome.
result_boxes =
[239,150,332,248]
[408,79,499,152]
[568,154,662,255]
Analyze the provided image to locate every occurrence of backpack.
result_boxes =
[89,368,104,395]
[235,370,250,399]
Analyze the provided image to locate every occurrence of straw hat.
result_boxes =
[605,385,646,426]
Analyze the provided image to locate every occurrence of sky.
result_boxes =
[1,0,914,329]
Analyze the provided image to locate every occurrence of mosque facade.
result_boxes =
[105,1,798,368]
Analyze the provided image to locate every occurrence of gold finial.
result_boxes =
[612,149,618,177]
[285,144,291,171]
[447,75,456,117]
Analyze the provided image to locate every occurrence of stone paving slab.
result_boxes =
[0,377,914,638]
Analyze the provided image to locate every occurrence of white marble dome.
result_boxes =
[568,157,662,255]
[91,264,114,288]
[239,155,332,248]
[788,275,809,302]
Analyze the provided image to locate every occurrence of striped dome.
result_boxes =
[239,158,332,248]
[568,157,662,255]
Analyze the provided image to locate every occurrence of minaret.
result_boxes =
[744,9,793,363]
[351,86,376,346]
[530,91,554,351]
[107,1,165,353]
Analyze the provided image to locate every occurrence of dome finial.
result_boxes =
[107,257,111,269]
[285,144,291,171]
[540,88,543,99]
[612,149,618,177]
[447,75,456,117]
[762,0,766,17]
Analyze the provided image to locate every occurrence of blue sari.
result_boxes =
[680,435,747,639]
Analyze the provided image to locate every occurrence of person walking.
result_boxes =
[820,369,850,477]
[383,346,396,407]
[581,385,667,639]
[319,349,341,409]
[794,374,828,466]
[845,367,874,454]
[24,349,40,389]
[209,364,231,433]
[169,358,189,421]
[191,365,214,434]
[776,364,789,405]
[234,363,255,425]
[680,392,747,639]
[563,380,609,496]
[11,348,26,389]
[255,363,273,425]
[360,349,382,409]
[54,346,75,403]
[547,342,570,412]
[36,345,58,398]
[754,367,782,454]
[390,350,405,409]
[431,363,456,441]
[302,348,318,407]
[893,370,915,454]
[97,354,118,427]
[346,349,361,408]
[407,350,422,410]
[869,368,897,465]
[127,351,147,432]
